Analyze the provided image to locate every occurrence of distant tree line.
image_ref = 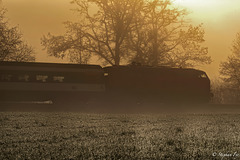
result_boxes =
[0,3,35,62]
[211,32,240,104]
[42,0,211,67]
[220,32,240,89]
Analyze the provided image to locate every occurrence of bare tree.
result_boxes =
[0,4,35,62]
[220,32,240,88]
[41,26,91,64]
[128,0,211,67]
[42,0,211,67]
[42,0,143,65]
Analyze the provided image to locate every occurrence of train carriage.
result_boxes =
[104,65,212,103]
[0,61,105,103]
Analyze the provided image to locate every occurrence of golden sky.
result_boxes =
[3,0,240,79]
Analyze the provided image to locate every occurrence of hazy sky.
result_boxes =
[2,0,240,79]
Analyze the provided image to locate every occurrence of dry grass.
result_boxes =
[0,112,240,159]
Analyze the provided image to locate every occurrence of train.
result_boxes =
[0,61,212,105]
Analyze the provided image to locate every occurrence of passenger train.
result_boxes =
[0,61,212,105]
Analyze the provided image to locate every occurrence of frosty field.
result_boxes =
[0,112,240,159]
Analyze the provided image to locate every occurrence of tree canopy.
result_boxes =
[0,4,35,62]
[42,0,211,67]
[220,32,240,88]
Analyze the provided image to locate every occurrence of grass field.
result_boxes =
[0,112,240,159]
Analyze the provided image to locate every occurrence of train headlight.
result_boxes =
[199,73,207,78]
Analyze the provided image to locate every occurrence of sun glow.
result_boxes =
[173,0,218,7]
[172,0,240,22]
[173,0,239,11]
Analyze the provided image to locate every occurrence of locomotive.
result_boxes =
[0,61,212,105]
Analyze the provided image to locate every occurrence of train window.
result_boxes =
[199,73,207,78]
[53,76,64,82]
[64,72,104,83]
[1,74,13,81]
[18,75,30,82]
[36,75,48,82]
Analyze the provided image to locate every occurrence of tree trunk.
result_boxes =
[115,43,120,65]
[152,29,158,66]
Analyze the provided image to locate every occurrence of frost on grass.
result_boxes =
[0,113,240,159]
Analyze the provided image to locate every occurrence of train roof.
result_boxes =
[104,65,206,74]
[0,61,102,69]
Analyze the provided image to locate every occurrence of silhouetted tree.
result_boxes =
[42,0,143,65]
[41,29,91,64]
[0,4,35,62]
[128,0,211,67]
[220,32,240,89]
[42,0,211,67]
[218,32,240,104]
